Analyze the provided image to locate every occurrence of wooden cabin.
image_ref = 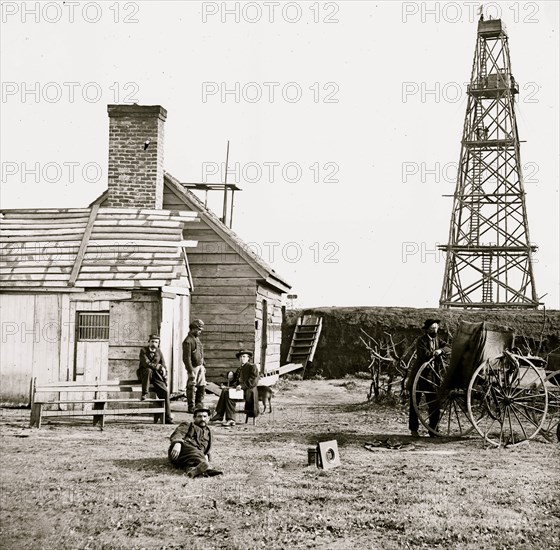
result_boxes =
[0,207,198,404]
[92,104,291,381]
[0,104,291,403]
[164,173,291,380]
[94,186,291,383]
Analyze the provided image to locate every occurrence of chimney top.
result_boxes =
[107,104,167,121]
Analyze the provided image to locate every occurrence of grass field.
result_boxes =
[1,378,559,549]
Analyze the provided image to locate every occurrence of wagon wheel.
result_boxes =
[541,370,560,442]
[412,358,474,437]
[467,355,548,446]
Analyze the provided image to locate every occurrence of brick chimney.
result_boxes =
[106,104,167,209]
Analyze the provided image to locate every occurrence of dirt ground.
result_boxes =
[1,378,559,550]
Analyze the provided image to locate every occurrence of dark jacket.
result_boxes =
[414,333,450,369]
[169,422,212,455]
[182,332,204,371]
[239,361,259,391]
[139,346,166,371]
[239,362,260,418]
[227,367,241,387]
[407,333,450,392]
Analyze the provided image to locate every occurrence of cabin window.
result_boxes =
[77,312,110,341]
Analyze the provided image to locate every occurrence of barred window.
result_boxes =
[77,312,110,341]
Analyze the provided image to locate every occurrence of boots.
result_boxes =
[186,385,196,413]
[186,461,209,478]
[195,386,206,406]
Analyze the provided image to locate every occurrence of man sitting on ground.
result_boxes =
[137,334,173,424]
[210,349,260,426]
[168,404,223,478]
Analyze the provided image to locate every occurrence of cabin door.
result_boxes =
[73,308,110,403]
[260,299,268,374]
[74,310,110,383]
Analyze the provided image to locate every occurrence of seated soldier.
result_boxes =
[137,334,173,424]
[168,404,223,478]
[210,349,260,426]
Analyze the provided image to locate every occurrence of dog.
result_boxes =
[257,385,273,413]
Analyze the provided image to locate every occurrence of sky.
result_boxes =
[1,1,559,309]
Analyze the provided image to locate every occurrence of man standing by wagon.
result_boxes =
[408,319,450,438]
[182,319,207,414]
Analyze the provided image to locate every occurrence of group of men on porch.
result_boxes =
[137,318,260,426]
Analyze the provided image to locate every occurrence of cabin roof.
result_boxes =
[0,207,198,290]
[164,173,291,293]
[93,174,292,294]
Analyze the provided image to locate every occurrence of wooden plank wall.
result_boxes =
[182,218,259,381]
[163,187,285,381]
[63,291,161,401]
[0,293,69,404]
[255,284,284,373]
[107,293,160,380]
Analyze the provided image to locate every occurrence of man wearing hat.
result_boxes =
[210,349,260,426]
[137,334,174,424]
[407,319,450,437]
[168,404,223,478]
[182,319,207,413]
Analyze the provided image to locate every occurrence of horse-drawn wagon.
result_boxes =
[411,321,559,446]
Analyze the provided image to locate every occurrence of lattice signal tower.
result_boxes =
[439,18,539,309]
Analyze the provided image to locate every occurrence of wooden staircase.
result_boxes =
[287,314,322,370]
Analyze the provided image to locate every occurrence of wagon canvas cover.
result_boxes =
[445,321,515,389]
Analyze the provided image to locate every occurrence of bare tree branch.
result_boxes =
[361,329,416,402]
